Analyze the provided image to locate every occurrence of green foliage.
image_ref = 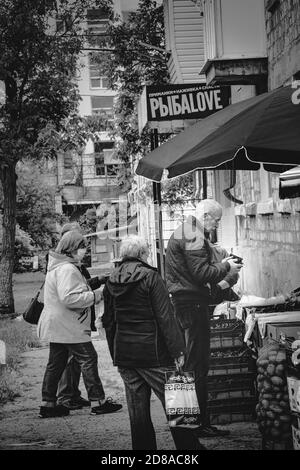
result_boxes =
[78,208,98,236]
[14,225,35,272]
[161,173,195,206]
[91,0,170,191]
[136,173,195,209]
[0,0,114,166]
[0,317,41,403]
[15,160,58,250]
[0,1,117,312]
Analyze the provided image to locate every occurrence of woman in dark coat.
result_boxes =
[102,235,188,450]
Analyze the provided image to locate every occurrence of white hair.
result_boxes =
[119,235,149,259]
[195,199,222,221]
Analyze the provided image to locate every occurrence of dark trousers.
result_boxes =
[173,301,211,426]
[42,342,105,403]
[57,355,82,404]
[118,367,203,451]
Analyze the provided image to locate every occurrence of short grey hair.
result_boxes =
[195,199,222,220]
[119,235,149,259]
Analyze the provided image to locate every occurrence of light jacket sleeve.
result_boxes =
[148,271,185,359]
[56,265,95,309]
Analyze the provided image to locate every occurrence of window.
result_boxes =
[91,96,114,117]
[64,152,73,169]
[56,13,74,33]
[90,70,109,89]
[94,141,119,178]
[86,8,110,47]
[95,154,105,176]
[89,54,108,89]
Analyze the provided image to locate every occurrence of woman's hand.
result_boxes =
[94,288,102,305]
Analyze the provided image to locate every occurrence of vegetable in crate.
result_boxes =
[255,342,292,442]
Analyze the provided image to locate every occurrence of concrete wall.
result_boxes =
[203,0,266,61]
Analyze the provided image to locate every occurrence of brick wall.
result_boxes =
[233,168,300,296]
[265,0,300,88]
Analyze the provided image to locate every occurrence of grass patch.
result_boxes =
[0,317,41,404]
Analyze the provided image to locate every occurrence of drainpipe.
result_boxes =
[223,170,243,205]
[151,129,165,279]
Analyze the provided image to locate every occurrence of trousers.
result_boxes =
[57,355,82,404]
[42,342,105,403]
[172,301,211,426]
[118,366,204,450]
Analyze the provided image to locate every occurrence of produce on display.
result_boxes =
[255,341,292,442]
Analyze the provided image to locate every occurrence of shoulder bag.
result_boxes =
[23,280,45,325]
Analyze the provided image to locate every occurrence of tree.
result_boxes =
[91,0,170,192]
[15,160,59,250]
[91,0,193,203]
[0,0,112,314]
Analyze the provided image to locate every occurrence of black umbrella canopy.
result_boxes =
[135,86,300,181]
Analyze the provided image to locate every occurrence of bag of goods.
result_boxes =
[255,341,292,442]
[165,370,200,427]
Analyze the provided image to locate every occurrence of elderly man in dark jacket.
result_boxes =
[165,199,243,438]
[102,235,205,450]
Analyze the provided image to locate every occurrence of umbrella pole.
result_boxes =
[151,129,165,278]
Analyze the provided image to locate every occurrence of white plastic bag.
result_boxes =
[165,370,200,427]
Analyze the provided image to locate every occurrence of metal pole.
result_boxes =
[151,129,165,278]
[202,170,207,199]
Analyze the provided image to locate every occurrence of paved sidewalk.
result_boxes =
[0,331,262,451]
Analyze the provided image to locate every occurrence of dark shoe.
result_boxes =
[58,397,91,410]
[196,425,230,438]
[39,405,70,418]
[73,397,91,407]
[59,401,82,410]
[90,398,122,415]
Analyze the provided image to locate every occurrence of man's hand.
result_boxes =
[224,256,243,275]
[175,354,185,370]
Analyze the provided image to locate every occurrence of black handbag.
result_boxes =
[23,281,45,325]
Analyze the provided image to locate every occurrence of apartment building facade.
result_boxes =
[45,2,140,272]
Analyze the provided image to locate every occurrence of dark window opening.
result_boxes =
[95,155,105,176]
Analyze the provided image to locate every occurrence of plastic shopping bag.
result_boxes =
[165,369,200,427]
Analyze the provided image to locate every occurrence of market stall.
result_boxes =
[240,289,300,450]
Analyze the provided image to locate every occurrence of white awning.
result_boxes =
[280,166,300,188]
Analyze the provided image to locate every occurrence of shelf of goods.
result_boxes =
[208,318,256,425]
[286,359,300,450]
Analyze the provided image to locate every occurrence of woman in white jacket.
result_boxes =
[37,230,122,418]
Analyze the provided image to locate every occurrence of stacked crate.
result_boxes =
[285,344,300,450]
[207,318,257,425]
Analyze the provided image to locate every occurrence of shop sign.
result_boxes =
[138,83,230,133]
